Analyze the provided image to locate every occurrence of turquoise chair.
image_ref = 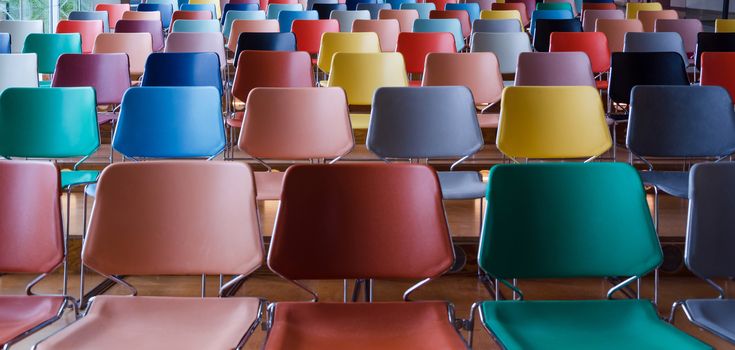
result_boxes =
[471,162,713,350]
[400,2,434,19]
[223,10,266,37]
[530,9,573,36]
[278,10,318,32]
[171,19,221,32]
[536,2,573,14]
[180,3,217,19]
[22,33,81,75]
[413,18,464,52]
[267,3,303,20]
[445,2,480,23]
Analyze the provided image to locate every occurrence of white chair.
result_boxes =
[0,53,39,92]
[0,20,44,53]
[470,32,531,74]
[330,10,371,32]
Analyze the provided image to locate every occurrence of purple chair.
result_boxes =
[514,52,596,87]
[114,19,165,51]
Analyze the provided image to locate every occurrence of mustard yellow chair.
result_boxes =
[480,10,524,31]
[188,0,222,19]
[625,2,662,20]
[715,19,735,33]
[317,32,381,75]
[327,52,408,128]
[496,86,611,161]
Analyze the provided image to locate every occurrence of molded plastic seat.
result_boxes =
[515,52,595,87]
[222,3,260,24]
[385,0,413,11]
[278,10,318,32]
[582,2,616,11]
[307,0,337,10]
[445,2,480,23]
[164,32,227,70]
[378,9,419,32]
[715,18,735,33]
[69,11,110,32]
[357,3,391,19]
[422,52,503,111]
[55,20,103,54]
[532,18,581,52]
[638,9,677,32]
[490,3,528,26]
[234,32,296,66]
[223,10,267,38]
[141,52,222,95]
[682,299,735,343]
[189,0,223,18]
[292,19,339,54]
[470,32,531,74]
[137,3,174,29]
[313,3,347,19]
[412,18,463,51]
[0,20,43,53]
[623,32,687,66]
[115,19,164,51]
[171,19,220,32]
[549,32,610,89]
[582,9,623,33]
[171,10,213,28]
[595,19,644,53]
[0,296,66,347]
[121,10,162,22]
[480,10,523,32]
[626,1,662,19]
[93,33,153,77]
[472,19,521,33]
[637,172,689,199]
[267,3,303,19]
[352,19,400,51]
[695,33,735,71]
[22,33,82,75]
[0,54,39,93]
[529,9,573,36]
[426,0,456,11]
[396,32,455,75]
[701,52,735,102]
[179,4,217,20]
[330,10,371,31]
[400,3,435,19]
[541,0,577,15]
[316,31,380,73]
[96,4,131,29]
[430,10,471,38]
[227,20,280,52]
[327,52,407,107]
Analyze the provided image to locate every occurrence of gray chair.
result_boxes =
[669,162,735,345]
[69,11,110,32]
[471,19,522,33]
[623,32,688,67]
[367,86,485,200]
[356,3,391,19]
[330,10,371,31]
[514,52,596,87]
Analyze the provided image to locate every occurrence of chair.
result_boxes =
[313,3,347,19]
[0,21,43,53]
[69,11,110,32]
[623,32,687,66]
[701,52,735,102]
[330,10,371,31]
[137,3,174,29]
[96,3,131,30]
[490,3,528,26]
[638,9,677,32]
[378,9,420,32]
[386,0,415,11]
[0,54,38,93]
[223,10,267,38]
[171,10,213,27]
[346,0,376,11]
[115,19,165,51]
[357,3,391,19]
[367,86,484,200]
[695,33,735,72]
[189,0,223,18]
[267,3,303,19]
[396,32,455,78]
[171,19,221,32]
[222,2,260,24]
[626,1,662,19]
[93,33,153,77]
[179,4,217,19]
[582,2,616,11]
[472,162,711,350]
[464,0,493,11]
[480,9,524,31]
[412,18,464,51]
[549,32,610,89]
[446,2,480,23]
[227,20,280,52]
[472,19,522,32]
[352,19,400,51]
[532,18,581,52]
[529,9,573,36]
[32,161,263,350]
[121,10,162,21]
[316,32,380,74]
[0,33,10,53]
[326,52,408,128]
[234,32,297,66]
[581,8,623,33]
[470,32,531,74]
[595,19,643,53]
[278,10,318,32]
[715,18,735,33]
[0,160,70,350]
[655,19,702,61]
[427,0,457,11]
[238,88,354,200]
[55,20,103,54]
[514,52,595,87]
[263,163,467,349]
[497,86,610,160]
[542,0,577,16]
[22,33,81,77]
[165,32,227,70]
[141,53,223,97]
[400,2,436,19]
[292,19,340,55]
[506,0,535,20]
[430,10,470,38]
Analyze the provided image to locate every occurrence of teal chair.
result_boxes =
[22,33,82,76]
[386,0,414,10]
[413,18,464,51]
[278,10,318,32]
[400,2,435,19]
[267,3,303,20]
[180,3,218,19]
[470,162,713,350]
[171,19,221,32]
[223,10,266,38]
[536,2,574,14]
[445,3,480,23]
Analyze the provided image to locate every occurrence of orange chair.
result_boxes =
[491,2,529,27]
[430,10,470,38]
[55,20,103,54]
[238,88,354,200]
[93,33,153,77]
[95,3,130,30]
[396,32,456,82]
[595,18,643,53]
[264,163,467,349]
[582,3,616,12]
[352,19,400,51]
[427,0,457,11]
[378,9,419,32]
[638,9,677,32]
[227,19,280,52]
[549,32,611,89]
[33,161,264,350]
[171,10,212,27]
[121,10,161,22]
[701,52,735,103]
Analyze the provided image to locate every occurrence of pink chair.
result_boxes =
[352,19,400,51]
[582,9,623,33]
[638,9,678,32]
[655,18,703,61]
[595,18,643,53]
[93,33,153,77]
[227,19,280,52]
[55,20,103,54]
[514,52,596,87]
[95,3,130,29]
[165,32,228,71]
[378,9,419,32]
[114,19,164,51]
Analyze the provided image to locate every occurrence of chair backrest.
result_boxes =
[480,162,660,280]
[0,160,63,274]
[313,3,347,19]
[581,8,623,33]
[506,0,535,19]
[422,52,503,106]
[715,18,735,33]
[93,33,153,76]
[346,0,375,11]
[701,52,735,103]
[378,9,419,32]
[480,9,523,31]
[515,52,595,87]
[595,18,644,53]
[278,10,318,32]
[542,0,577,16]
[84,161,262,277]
[114,86,225,158]
[234,32,297,66]
[327,52,408,105]
[172,10,213,28]
[121,10,162,21]
[0,87,99,158]
[292,19,339,54]
[51,53,131,105]
[686,162,735,279]
[412,18,464,51]
[69,11,110,32]
[427,0,456,11]
[179,4,217,20]
[497,86,611,159]
[330,9,371,31]
[627,85,735,158]
[608,52,689,104]
[626,1,661,19]
[22,33,82,74]
[386,0,414,11]
[115,19,165,51]
[137,3,174,29]
[316,31,380,73]
[623,32,687,66]
[0,33,9,53]
[357,3,391,19]
[141,52,222,96]
[367,86,483,159]
[308,0,338,10]
[549,31,610,74]
[529,9,573,36]
[269,163,453,281]
[655,18,702,57]
[465,0,493,11]
[240,87,353,159]
[164,32,227,70]
[430,10,470,38]
[400,2,435,19]
[637,9,677,32]
[171,19,221,32]
[232,51,314,102]
[55,20,104,54]
[695,33,735,71]
[532,18,581,52]
[96,4,131,29]
[472,19,522,33]
[490,3,528,26]
[0,54,38,93]
[582,2,616,11]
[189,0,223,18]
[445,2,480,22]
[396,32,455,74]
[227,19,280,52]
[223,10,267,38]
[222,3,260,24]
[470,32,531,74]
[0,20,43,53]
[267,3,303,19]
[352,19,400,51]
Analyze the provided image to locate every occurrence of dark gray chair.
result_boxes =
[669,162,735,345]
[356,2,391,19]
[367,86,485,200]
[472,19,522,33]
[623,32,688,67]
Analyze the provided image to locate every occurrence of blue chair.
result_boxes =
[313,3,347,19]
[530,9,574,36]
[400,2,435,19]
[0,33,9,54]
[180,3,217,19]
[141,52,223,96]
[278,10,318,32]
[138,3,174,29]
[234,32,296,66]
[171,19,221,32]
[413,18,464,52]
[356,3,391,19]
[223,10,267,38]
[69,11,110,32]
[266,3,303,19]
[445,2,479,23]
[221,3,259,24]
[346,0,376,11]
[386,0,414,11]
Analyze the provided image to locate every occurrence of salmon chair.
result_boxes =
[33,161,264,350]
[396,32,456,83]
[264,163,469,349]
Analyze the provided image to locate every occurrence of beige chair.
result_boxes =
[378,9,419,32]
[638,9,677,32]
[121,10,161,22]
[352,19,400,51]
[595,18,643,53]
[93,33,153,77]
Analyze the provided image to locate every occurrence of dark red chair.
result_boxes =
[430,10,471,38]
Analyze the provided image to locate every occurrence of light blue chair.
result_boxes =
[356,3,391,19]
[223,10,266,38]
[413,18,464,51]
[69,11,110,32]
[267,4,303,20]
[171,19,221,32]
[180,3,217,19]
[400,2,434,19]
[530,9,573,36]
[278,10,318,32]
[137,3,174,29]
[386,0,414,11]
[222,3,260,24]
[445,2,479,23]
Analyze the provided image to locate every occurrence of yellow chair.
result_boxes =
[188,0,222,19]
[326,52,408,128]
[715,19,735,33]
[625,2,662,20]
[496,86,611,160]
[479,10,524,31]
[317,32,381,75]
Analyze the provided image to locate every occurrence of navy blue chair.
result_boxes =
[356,3,391,19]
[221,3,259,24]
[141,52,223,97]
[313,3,347,19]
[346,0,377,10]
[0,33,10,54]
[137,3,174,29]
[234,32,296,66]
[69,11,110,32]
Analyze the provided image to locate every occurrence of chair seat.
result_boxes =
[481,299,711,350]
[264,301,467,350]
[254,171,285,200]
[61,170,100,188]
[438,171,486,200]
[638,170,689,198]
[35,296,261,350]
[684,299,735,343]
[97,111,117,125]
[0,296,65,345]
[596,80,608,90]
[350,113,371,129]
[226,112,245,128]
[477,113,499,129]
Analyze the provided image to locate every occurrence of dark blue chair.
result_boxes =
[278,10,319,32]
[221,3,259,24]
[0,33,10,54]
[69,11,110,32]
[137,3,174,29]
[346,0,376,11]
[356,3,391,19]
[234,32,296,66]
[313,3,347,19]
[141,52,223,96]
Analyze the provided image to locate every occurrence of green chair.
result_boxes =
[22,33,82,76]
[470,162,712,350]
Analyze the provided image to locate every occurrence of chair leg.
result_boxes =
[63,187,71,296]
[79,186,89,307]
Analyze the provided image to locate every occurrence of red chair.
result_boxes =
[171,10,212,27]
[396,32,456,84]
[701,52,735,103]
[491,2,529,27]
[549,32,611,90]
[427,0,457,11]
[95,3,130,29]
[429,10,470,38]
[292,19,339,56]
[55,19,103,54]
[114,19,165,51]
[0,160,71,349]
[582,2,617,12]
[506,0,535,21]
